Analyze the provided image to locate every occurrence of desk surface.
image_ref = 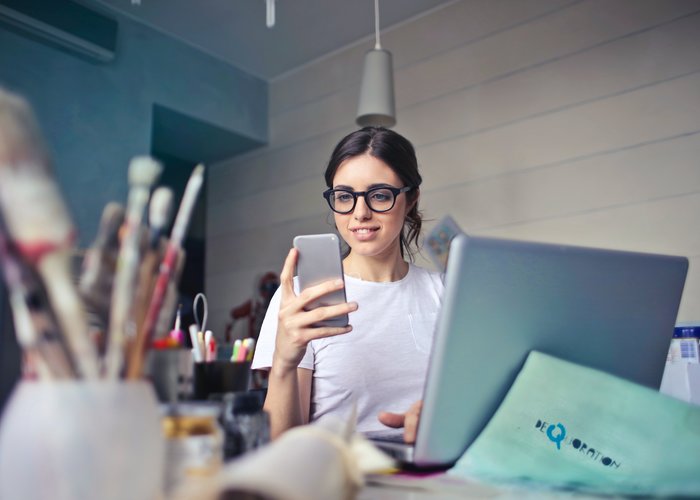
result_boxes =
[359,485,615,499]
[359,474,614,500]
[174,471,622,499]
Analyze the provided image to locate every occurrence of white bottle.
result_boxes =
[667,324,700,363]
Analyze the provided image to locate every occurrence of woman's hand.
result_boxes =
[272,248,357,374]
[378,400,423,444]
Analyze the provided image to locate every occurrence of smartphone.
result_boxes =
[293,233,348,328]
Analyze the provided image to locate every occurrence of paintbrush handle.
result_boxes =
[125,244,179,379]
[132,245,162,333]
[37,253,99,378]
[170,164,204,247]
[7,284,74,379]
[0,227,74,378]
[105,189,152,379]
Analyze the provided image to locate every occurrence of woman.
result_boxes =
[252,127,444,442]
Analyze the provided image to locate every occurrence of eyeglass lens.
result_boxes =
[330,188,396,213]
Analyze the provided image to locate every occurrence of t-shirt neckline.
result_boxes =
[343,263,414,287]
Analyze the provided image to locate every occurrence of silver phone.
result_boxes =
[293,233,348,327]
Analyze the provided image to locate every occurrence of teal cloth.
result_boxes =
[449,351,700,496]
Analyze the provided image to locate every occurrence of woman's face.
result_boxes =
[331,153,411,260]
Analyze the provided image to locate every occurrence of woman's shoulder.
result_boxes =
[408,262,442,279]
[407,263,444,291]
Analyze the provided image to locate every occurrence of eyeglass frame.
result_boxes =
[322,185,414,214]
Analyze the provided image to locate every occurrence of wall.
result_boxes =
[0,8,267,245]
[0,5,267,408]
[207,0,700,335]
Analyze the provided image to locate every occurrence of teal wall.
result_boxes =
[0,9,267,244]
[0,8,267,409]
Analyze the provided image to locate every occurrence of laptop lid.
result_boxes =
[407,233,688,468]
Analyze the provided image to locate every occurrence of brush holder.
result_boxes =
[0,380,165,500]
[147,348,194,402]
[193,361,251,400]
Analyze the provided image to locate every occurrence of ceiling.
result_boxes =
[87,0,456,80]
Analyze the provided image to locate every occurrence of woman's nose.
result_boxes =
[353,195,372,220]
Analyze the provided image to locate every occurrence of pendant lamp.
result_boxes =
[356,0,396,128]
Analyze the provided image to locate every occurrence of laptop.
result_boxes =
[373,233,688,468]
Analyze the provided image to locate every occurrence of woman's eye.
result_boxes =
[335,193,353,203]
[370,191,391,202]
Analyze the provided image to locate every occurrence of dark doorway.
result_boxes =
[150,104,264,333]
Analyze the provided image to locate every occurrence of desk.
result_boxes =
[359,486,612,499]
[359,474,616,500]
[174,471,626,499]
[360,486,475,500]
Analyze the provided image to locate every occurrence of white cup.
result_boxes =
[0,380,165,500]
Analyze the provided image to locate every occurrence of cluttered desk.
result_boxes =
[0,87,699,499]
[173,231,698,499]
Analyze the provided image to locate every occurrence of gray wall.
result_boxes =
[207,0,700,336]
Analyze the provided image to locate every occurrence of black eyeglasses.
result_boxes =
[322,185,413,214]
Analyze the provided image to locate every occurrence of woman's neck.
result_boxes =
[343,250,409,282]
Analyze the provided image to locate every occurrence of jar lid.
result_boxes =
[160,401,221,418]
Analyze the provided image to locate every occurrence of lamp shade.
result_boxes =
[356,48,396,128]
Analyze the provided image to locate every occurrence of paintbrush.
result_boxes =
[126,163,205,379]
[104,156,162,379]
[79,202,125,357]
[0,217,76,378]
[153,263,183,339]
[132,186,173,332]
[147,187,174,249]
[0,88,99,378]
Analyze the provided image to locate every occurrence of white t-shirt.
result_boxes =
[252,263,444,437]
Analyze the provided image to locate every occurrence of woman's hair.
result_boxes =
[324,126,423,260]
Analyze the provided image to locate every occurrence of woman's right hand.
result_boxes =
[271,248,357,373]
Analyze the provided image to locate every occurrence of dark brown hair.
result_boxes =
[324,127,423,260]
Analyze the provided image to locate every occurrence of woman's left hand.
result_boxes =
[378,400,423,444]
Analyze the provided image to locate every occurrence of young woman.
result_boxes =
[252,127,444,442]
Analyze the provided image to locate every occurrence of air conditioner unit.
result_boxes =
[0,0,118,63]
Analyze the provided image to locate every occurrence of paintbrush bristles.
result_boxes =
[98,202,126,250]
[0,91,72,245]
[149,187,173,234]
[79,202,125,335]
[0,89,49,168]
[79,202,125,297]
[128,156,162,188]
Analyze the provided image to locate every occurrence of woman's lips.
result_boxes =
[350,226,379,241]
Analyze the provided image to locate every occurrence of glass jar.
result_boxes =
[161,402,223,495]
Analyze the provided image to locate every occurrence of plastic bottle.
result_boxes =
[668,324,700,363]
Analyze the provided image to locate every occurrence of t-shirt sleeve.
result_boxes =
[251,286,282,370]
[251,278,315,371]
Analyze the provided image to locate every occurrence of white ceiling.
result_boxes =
[87,0,456,80]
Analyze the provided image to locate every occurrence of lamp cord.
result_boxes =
[374,0,381,49]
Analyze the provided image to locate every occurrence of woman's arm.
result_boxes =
[264,367,312,438]
[263,248,357,438]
